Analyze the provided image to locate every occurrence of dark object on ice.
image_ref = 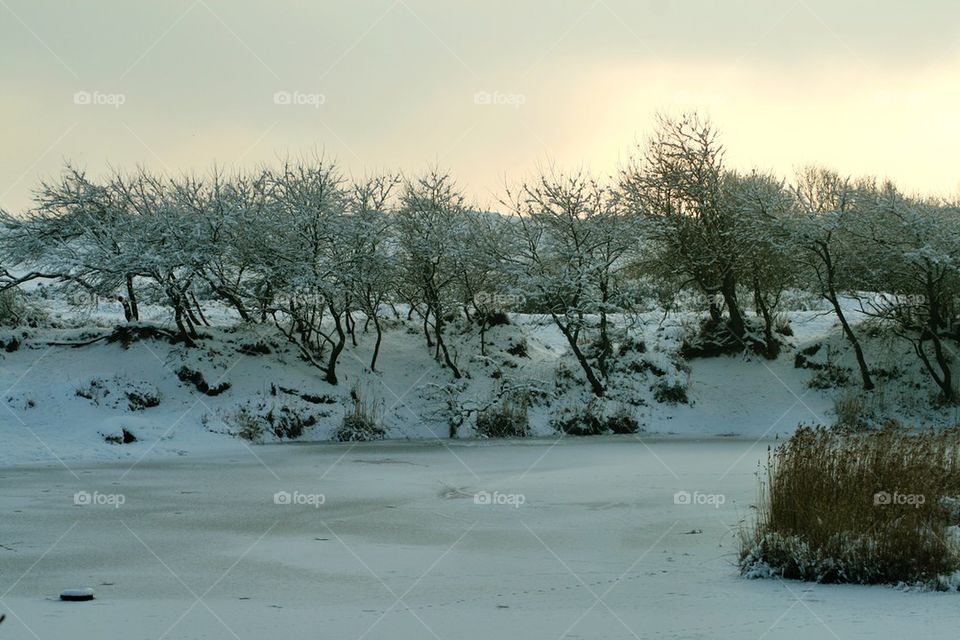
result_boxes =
[60,588,95,601]
[0,613,5,624]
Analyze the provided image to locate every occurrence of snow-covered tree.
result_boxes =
[506,169,635,397]
[853,190,960,401]
[395,170,469,378]
[725,169,799,358]
[788,166,875,390]
[345,173,401,371]
[252,159,354,384]
[620,112,748,342]
[0,165,143,320]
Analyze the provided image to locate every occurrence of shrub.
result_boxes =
[680,318,747,359]
[336,385,386,442]
[106,324,176,349]
[833,392,866,429]
[481,310,511,327]
[552,400,640,435]
[653,378,689,404]
[104,428,137,445]
[505,340,529,358]
[774,316,794,337]
[125,387,160,411]
[239,341,272,355]
[552,403,604,436]
[177,366,231,396]
[808,364,851,390]
[604,405,641,434]
[267,406,317,440]
[794,343,823,369]
[228,406,267,442]
[617,337,646,356]
[476,394,530,438]
[740,425,960,586]
[0,290,44,327]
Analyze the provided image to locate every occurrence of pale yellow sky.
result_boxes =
[2,0,959,213]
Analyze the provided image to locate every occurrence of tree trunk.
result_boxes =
[125,274,139,321]
[827,291,874,391]
[721,273,746,340]
[324,311,347,385]
[370,314,383,372]
[553,313,605,397]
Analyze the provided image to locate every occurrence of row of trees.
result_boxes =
[1,113,958,400]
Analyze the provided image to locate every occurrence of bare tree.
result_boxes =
[506,169,635,397]
[621,112,748,343]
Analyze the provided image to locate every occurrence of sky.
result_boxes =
[2,0,959,214]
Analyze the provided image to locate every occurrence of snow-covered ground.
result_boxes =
[4,291,959,637]
[4,438,960,639]
[0,296,851,467]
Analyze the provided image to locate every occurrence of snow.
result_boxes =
[2,439,959,639]
[3,294,959,637]
[0,301,848,467]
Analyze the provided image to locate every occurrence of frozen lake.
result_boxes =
[2,438,958,639]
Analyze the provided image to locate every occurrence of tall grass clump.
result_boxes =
[740,424,960,586]
[475,392,530,438]
[336,384,386,442]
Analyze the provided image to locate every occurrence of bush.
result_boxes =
[552,400,641,436]
[106,324,176,349]
[774,316,794,337]
[680,318,747,359]
[505,339,529,358]
[833,392,866,429]
[228,406,267,442]
[104,428,137,445]
[267,406,317,440]
[336,385,386,442]
[794,343,823,369]
[125,386,160,411]
[177,366,231,396]
[481,310,511,327]
[653,378,688,404]
[238,341,272,355]
[808,364,851,390]
[224,402,317,441]
[476,394,530,438]
[604,405,641,434]
[0,290,44,327]
[740,425,960,586]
